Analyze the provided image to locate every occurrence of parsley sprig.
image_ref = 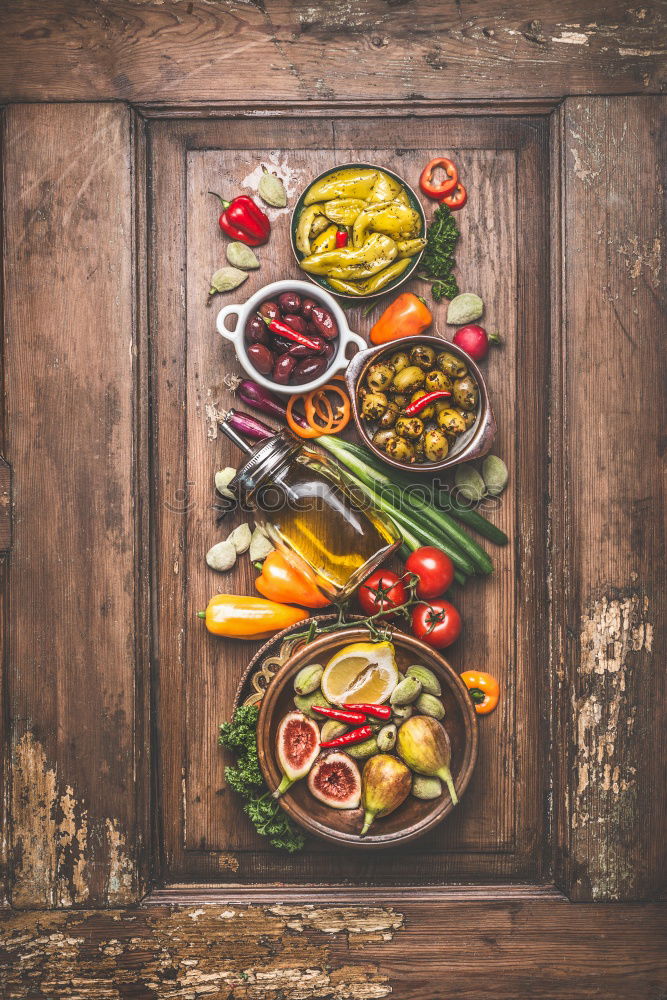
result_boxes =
[418,203,460,302]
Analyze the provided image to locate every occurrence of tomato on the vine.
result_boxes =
[405,546,455,599]
[358,570,407,619]
[411,599,461,649]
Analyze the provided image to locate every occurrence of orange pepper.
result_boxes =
[198,594,308,639]
[369,292,432,345]
[460,671,500,714]
[255,550,330,609]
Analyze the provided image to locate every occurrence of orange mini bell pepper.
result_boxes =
[460,670,500,714]
[198,595,308,640]
[255,550,330,609]
[369,292,432,345]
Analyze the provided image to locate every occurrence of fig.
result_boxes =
[396,716,458,805]
[274,711,320,798]
[307,751,361,809]
[360,754,412,835]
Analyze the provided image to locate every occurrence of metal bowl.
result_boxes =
[290,162,426,301]
[345,335,496,472]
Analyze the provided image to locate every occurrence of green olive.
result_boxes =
[409,389,435,419]
[388,351,410,373]
[410,344,436,370]
[366,363,394,393]
[361,391,389,420]
[424,370,452,393]
[456,407,477,429]
[437,407,467,437]
[372,428,396,450]
[437,352,468,378]
[392,393,409,409]
[378,400,399,428]
[452,375,479,411]
[424,428,449,462]
[392,365,425,393]
[395,416,424,440]
[386,436,415,463]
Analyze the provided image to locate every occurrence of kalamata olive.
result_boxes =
[291,356,328,384]
[259,300,280,321]
[278,291,302,315]
[245,314,269,346]
[247,343,274,376]
[301,298,318,319]
[271,336,293,354]
[281,313,308,334]
[322,340,336,360]
[309,305,338,340]
[272,354,297,384]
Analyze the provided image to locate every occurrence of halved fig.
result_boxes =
[274,711,320,798]
[307,751,361,810]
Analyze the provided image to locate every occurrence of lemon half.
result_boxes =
[321,641,399,706]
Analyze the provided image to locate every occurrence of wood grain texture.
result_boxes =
[0,0,665,105]
[150,115,550,884]
[554,97,666,901]
[2,104,144,907]
[0,901,665,999]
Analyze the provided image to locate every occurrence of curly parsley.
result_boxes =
[218,705,305,853]
[418,203,460,302]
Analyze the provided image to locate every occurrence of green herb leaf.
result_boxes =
[418,204,460,304]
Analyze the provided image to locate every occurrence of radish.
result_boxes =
[452,325,500,362]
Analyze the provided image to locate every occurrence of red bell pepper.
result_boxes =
[419,158,458,201]
[209,191,271,246]
[442,183,467,211]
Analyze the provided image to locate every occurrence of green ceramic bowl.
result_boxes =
[290,162,426,301]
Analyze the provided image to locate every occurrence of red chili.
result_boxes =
[209,191,271,246]
[320,724,372,749]
[442,183,467,211]
[335,229,349,248]
[262,315,322,351]
[343,703,392,720]
[314,706,366,725]
[403,389,451,416]
[419,158,458,201]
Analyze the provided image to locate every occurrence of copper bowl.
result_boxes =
[256,627,478,849]
[345,335,496,472]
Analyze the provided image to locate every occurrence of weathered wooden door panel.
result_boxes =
[149,115,549,884]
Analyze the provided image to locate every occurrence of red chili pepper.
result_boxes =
[262,315,322,351]
[419,158,458,201]
[343,703,392,720]
[442,183,467,211]
[403,389,451,416]
[320,724,373,749]
[314,706,366,725]
[209,191,270,246]
[335,229,349,248]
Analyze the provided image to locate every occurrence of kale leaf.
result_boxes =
[218,705,305,853]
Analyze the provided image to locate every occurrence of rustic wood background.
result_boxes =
[0,1,665,996]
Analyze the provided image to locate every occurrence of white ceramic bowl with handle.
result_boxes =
[216,279,367,395]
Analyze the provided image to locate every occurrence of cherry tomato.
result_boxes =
[358,570,407,619]
[405,546,455,599]
[411,599,461,649]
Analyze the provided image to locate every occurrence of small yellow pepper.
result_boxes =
[303,167,378,205]
[198,595,308,640]
[323,198,366,226]
[311,224,339,253]
[352,201,421,248]
[300,233,397,280]
[327,258,412,297]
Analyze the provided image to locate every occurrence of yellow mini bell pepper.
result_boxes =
[198,595,308,640]
[303,167,378,205]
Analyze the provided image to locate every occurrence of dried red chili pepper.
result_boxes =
[442,183,467,211]
[335,229,349,248]
[314,706,366,725]
[320,724,373,748]
[209,191,271,246]
[403,389,451,416]
[419,157,458,201]
[343,703,392,720]
[261,315,322,351]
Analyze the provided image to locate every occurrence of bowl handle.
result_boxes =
[216,303,243,342]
